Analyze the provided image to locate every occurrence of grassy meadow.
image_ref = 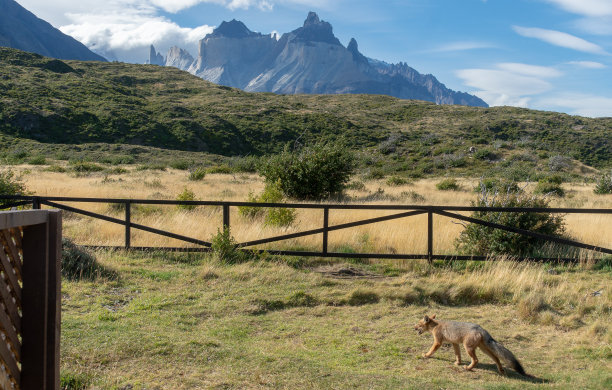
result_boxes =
[5,162,611,389]
[13,163,612,258]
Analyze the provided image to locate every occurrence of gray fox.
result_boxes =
[414,314,526,376]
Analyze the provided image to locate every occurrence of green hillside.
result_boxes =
[1,47,610,177]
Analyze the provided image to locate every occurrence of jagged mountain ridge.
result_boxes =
[0,0,106,62]
[149,12,487,107]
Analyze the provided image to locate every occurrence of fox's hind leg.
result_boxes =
[463,339,479,371]
[452,343,462,366]
[480,344,505,375]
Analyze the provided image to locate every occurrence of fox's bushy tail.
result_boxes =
[485,337,526,376]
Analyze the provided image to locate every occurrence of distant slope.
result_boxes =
[0,48,610,172]
[0,0,106,61]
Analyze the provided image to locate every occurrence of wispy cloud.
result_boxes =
[513,26,609,55]
[543,0,612,17]
[537,93,612,117]
[567,61,607,69]
[456,63,562,107]
[430,41,497,53]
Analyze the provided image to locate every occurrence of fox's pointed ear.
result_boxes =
[424,315,430,323]
[431,314,436,319]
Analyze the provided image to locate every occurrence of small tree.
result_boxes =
[456,190,566,257]
[0,170,27,208]
[594,170,612,195]
[258,142,354,200]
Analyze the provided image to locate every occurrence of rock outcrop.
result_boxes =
[153,12,487,107]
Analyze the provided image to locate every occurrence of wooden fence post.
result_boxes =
[223,204,230,231]
[21,221,49,389]
[427,211,433,264]
[46,211,61,390]
[125,201,131,250]
[322,207,329,255]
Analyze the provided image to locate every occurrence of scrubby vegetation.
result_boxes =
[594,171,612,194]
[0,169,27,207]
[259,142,354,200]
[456,191,567,257]
[1,47,611,180]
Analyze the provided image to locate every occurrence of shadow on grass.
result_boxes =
[470,362,550,383]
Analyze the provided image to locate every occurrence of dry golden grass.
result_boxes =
[14,165,612,257]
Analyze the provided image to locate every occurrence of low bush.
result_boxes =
[0,170,27,208]
[436,178,460,191]
[176,187,197,210]
[456,191,566,257]
[28,155,47,165]
[474,178,521,194]
[347,290,380,306]
[386,176,410,186]
[188,167,206,181]
[238,181,296,227]
[259,141,354,200]
[170,160,191,170]
[70,161,104,173]
[473,148,498,161]
[594,171,612,194]
[346,180,366,191]
[534,176,565,197]
[210,228,251,264]
[206,165,233,174]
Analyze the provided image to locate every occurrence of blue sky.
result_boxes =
[17,0,612,117]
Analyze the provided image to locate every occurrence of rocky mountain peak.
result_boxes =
[148,45,164,66]
[303,11,321,27]
[292,11,341,46]
[209,19,258,39]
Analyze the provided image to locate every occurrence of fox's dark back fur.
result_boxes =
[483,333,526,376]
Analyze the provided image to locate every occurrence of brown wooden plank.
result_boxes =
[1,230,23,280]
[9,228,23,267]
[0,210,48,230]
[21,222,49,390]
[0,278,21,333]
[0,304,21,361]
[46,211,61,390]
[0,334,20,388]
[0,248,22,306]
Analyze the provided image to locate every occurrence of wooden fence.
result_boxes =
[0,210,61,390]
[1,195,611,262]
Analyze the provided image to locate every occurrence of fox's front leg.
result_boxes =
[423,335,442,358]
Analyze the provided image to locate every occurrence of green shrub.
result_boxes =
[455,191,566,257]
[44,165,67,173]
[62,239,109,280]
[346,180,366,191]
[436,178,460,191]
[534,176,565,197]
[206,165,233,174]
[210,228,251,264]
[28,155,47,165]
[474,178,521,194]
[366,168,386,180]
[188,167,206,181]
[594,171,612,194]
[176,187,197,210]
[473,148,498,160]
[70,161,104,173]
[170,160,191,170]
[60,372,91,390]
[0,170,27,208]
[386,176,410,186]
[259,142,354,200]
[238,181,296,227]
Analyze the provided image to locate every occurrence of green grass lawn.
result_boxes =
[60,251,612,389]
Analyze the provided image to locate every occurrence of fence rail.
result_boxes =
[0,209,61,390]
[2,195,611,263]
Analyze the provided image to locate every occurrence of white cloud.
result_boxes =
[456,63,562,107]
[513,26,609,55]
[431,41,497,52]
[59,10,213,62]
[497,62,563,78]
[537,93,612,117]
[574,17,612,35]
[567,61,607,69]
[543,0,612,17]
